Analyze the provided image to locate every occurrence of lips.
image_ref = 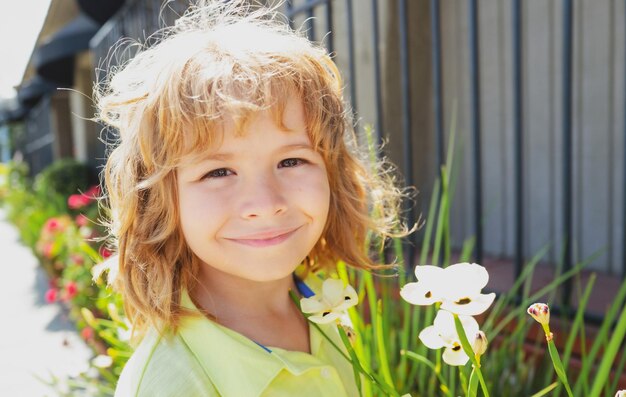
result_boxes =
[226,226,301,247]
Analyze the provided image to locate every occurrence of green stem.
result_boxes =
[467,366,479,397]
[288,290,398,396]
[452,315,490,397]
[542,324,574,397]
[402,350,451,395]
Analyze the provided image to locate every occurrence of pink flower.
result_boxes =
[75,214,89,227]
[42,243,55,259]
[81,327,94,340]
[45,288,57,303]
[85,185,101,198]
[68,194,91,209]
[70,254,84,265]
[65,281,78,299]
[100,246,112,259]
[44,218,61,233]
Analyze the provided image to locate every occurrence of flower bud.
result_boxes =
[472,330,488,356]
[527,303,550,325]
[615,390,626,397]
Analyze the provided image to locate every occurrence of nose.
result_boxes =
[239,174,288,219]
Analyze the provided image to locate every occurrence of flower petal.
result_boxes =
[335,284,358,311]
[308,310,341,324]
[440,292,496,316]
[445,262,489,291]
[432,310,479,343]
[300,297,328,314]
[400,282,441,306]
[442,343,470,366]
[321,278,346,306]
[419,326,445,349]
[414,265,445,282]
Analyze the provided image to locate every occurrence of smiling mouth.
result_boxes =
[226,226,301,247]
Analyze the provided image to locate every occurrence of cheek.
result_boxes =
[177,186,226,238]
[295,168,330,220]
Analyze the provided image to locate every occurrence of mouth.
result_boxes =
[226,226,302,247]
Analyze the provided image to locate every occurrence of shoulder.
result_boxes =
[114,328,219,397]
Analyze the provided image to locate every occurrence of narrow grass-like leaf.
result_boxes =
[402,350,451,396]
[337,324,363,397]
[573,277,626,396]
[545,335,573,396]
[419,179,442,267]
[553,273,595,396]
[468,367,479,397]
[375,300,395,387]
[588,296,626,397]
[608,339,626,394]
[491,250,603,336]
[482,245,548,332]
[530,382,558,397]
[453,314,490,397]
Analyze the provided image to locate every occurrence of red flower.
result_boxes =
[65,281,78,299]
[85,185,101,198]
[100,246,113,259]
[75,214,89,227]
[44,218,61,233]
[81,327,94,340]
[68,194,91,209]
[45,288,57,303]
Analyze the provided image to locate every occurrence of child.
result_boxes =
[96,1,408,395]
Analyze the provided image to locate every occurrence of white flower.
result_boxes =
[91,354,113,368]
[615,390,626,397]
[400,262,496,315]
[300,278,358,324]
[419,309,479,366]
[91,255,119,285]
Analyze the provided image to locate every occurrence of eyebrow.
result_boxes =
[202,142,314,161]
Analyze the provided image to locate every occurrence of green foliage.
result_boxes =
[331,125,626,396]
[34,159,95,199]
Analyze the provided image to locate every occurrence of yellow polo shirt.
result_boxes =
[114,275,360,397]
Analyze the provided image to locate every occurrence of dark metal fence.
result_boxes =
[285,0,626,323]
[20,98,53,177]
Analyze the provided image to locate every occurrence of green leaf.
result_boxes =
[453,314,490,397]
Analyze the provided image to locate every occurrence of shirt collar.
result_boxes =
[177,275,328,397]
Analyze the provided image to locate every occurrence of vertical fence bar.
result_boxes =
[286,0,294,30]
[371,0,383,146]
[306,0,315,40]
[325,0,334,55]
[430,0,444,170]
[562,0,574,306]
[399,0,415,266]
[468,0,484,265]
[512,0,524,279]
[346,0,357,115]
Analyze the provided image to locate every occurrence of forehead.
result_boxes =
[179,94,309,164]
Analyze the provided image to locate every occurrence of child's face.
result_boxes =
[176,95,330,284]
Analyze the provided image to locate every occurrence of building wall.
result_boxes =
[440,0,624,273]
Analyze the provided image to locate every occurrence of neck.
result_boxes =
[190,267,301,323]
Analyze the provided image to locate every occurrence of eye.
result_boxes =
[278,158,307,168]
[202,168,234,179]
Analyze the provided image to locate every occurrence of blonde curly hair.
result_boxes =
[96,0,411,334]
